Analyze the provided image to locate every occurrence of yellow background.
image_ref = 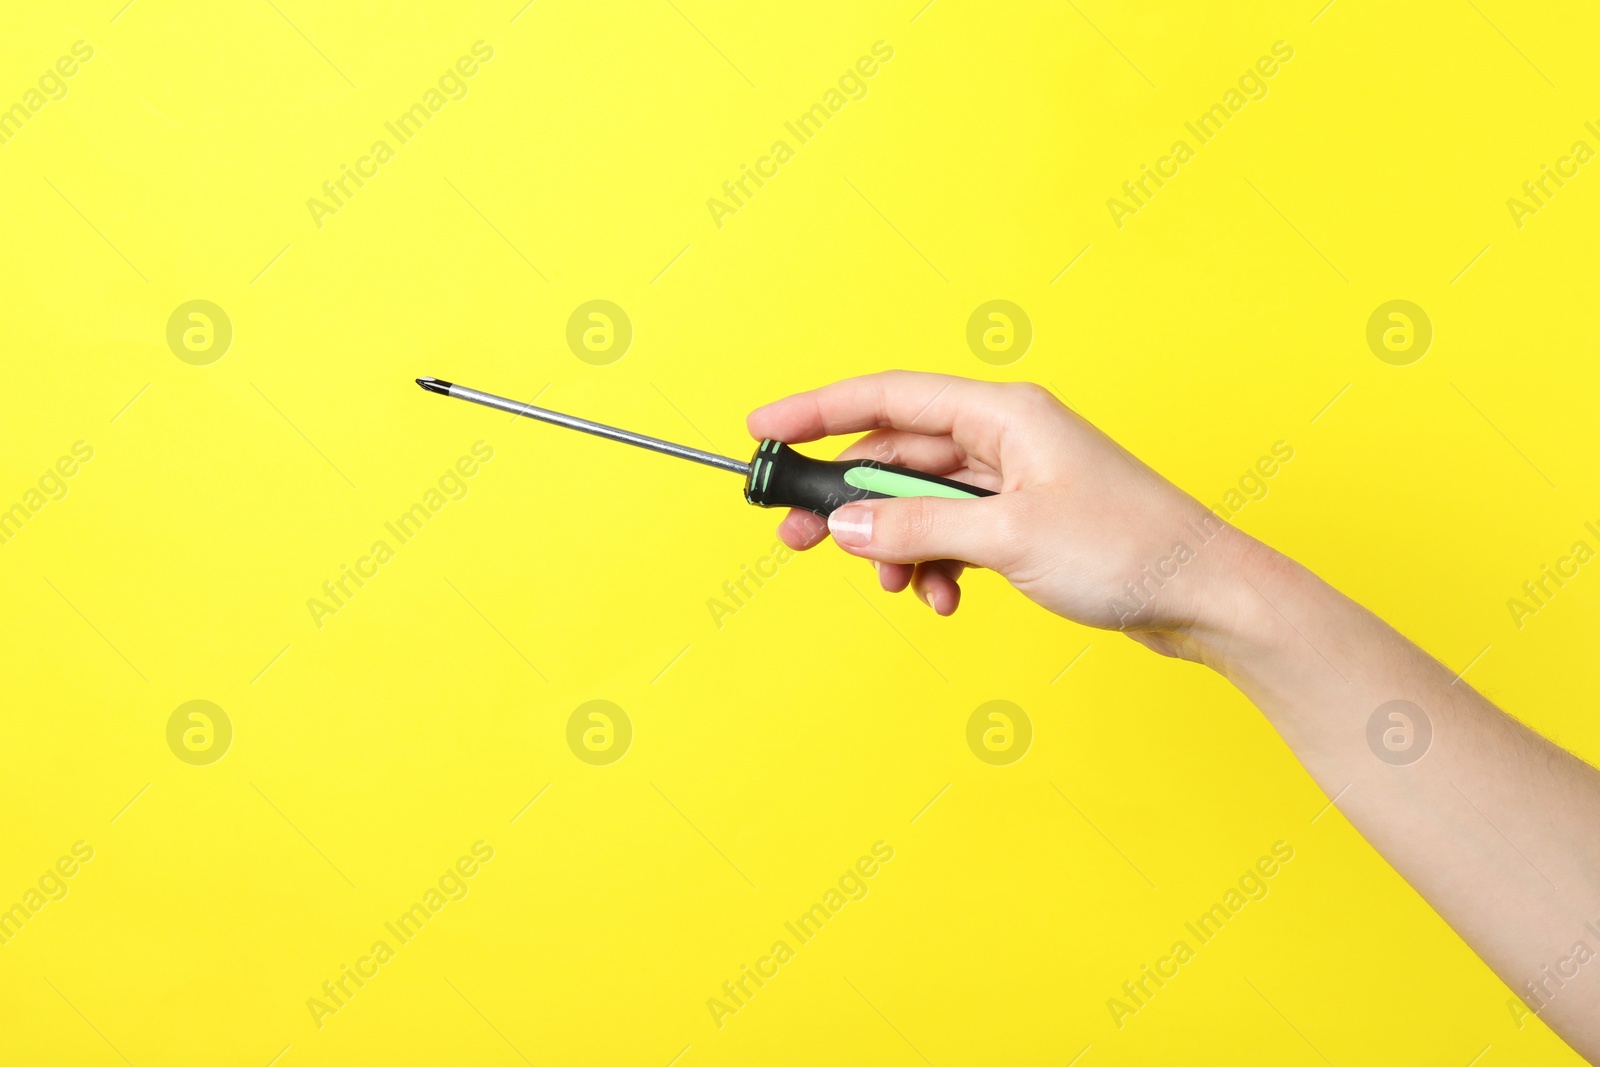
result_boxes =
[2,0,1597,1063]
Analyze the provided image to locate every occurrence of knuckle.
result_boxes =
[1012,381,1059,410]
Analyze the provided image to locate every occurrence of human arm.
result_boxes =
[748,370,1600,1059]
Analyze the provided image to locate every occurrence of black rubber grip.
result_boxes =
[743,439,995,517]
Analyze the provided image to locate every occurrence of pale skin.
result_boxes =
[748,371,1600,1060]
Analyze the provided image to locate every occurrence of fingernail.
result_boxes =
[828,505,872,548]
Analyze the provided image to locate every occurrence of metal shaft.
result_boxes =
[417,378,751,476]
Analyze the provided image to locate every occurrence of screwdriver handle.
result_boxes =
[743,439,995,516]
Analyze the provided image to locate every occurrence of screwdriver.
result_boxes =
[416,377,994,516]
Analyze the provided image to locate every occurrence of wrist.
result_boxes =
[1183,531,1310,677]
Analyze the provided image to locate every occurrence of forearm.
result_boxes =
[1198,539,1600,1057]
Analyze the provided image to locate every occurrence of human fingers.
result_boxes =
[746,371,1008,456]
[831,428,970,473]
[777,509,829,550]
[826,494,1019,573]
[877,560,914,593]
[910,560,966,615]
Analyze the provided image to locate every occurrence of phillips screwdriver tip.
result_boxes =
[416,377,754,477]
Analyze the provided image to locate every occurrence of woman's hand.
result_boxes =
[747,370,1261,658]
[754,370,1600,1061]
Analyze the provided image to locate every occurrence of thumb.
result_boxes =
[826,496,1011,570]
